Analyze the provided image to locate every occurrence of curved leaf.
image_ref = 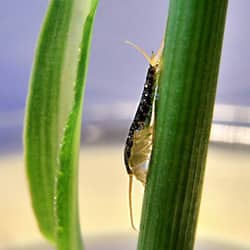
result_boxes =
[24,0,98,247]
[55,3,98,250]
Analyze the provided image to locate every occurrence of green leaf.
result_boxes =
[55,4,98,250]
[137,1,228,250]
[24,0,98,247]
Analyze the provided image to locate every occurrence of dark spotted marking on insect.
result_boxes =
[124,40,163,230]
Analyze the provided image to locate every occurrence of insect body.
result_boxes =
[124,65,156,183]
[124,41,163,230]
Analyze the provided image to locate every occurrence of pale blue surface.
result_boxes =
[0,0,250,153]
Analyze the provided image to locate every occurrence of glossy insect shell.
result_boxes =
[124,65,157,184]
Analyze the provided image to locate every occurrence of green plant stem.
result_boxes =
[137,1,228,250]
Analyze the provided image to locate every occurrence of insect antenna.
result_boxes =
[125,40,164,67]
[125,40,152,66]
[129,174,138,231]
[150,39,164,67]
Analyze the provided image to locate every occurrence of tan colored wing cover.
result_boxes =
[128,126,153,184]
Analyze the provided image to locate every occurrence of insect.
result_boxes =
[124,40,163,230]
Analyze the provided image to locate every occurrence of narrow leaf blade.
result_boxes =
[24,0,98,244]
[55,2,98,250]
[25,0,75,241]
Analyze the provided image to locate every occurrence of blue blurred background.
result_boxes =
[0,1,249,249]
[0,0,250,153]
